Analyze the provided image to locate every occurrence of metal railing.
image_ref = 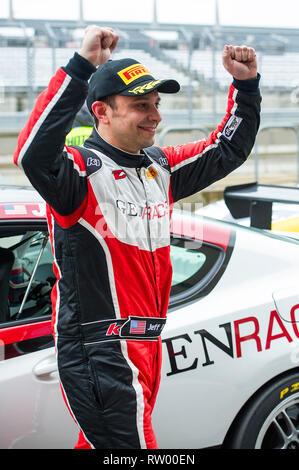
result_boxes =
[158,125,210,146]
[159,124,299,185]
[253,125,299,184]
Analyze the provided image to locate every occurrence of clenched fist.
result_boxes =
[222,45,257,80]
[79,25,119,67]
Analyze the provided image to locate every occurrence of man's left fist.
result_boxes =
[222,45,257,80]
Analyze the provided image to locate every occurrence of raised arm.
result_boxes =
[160,45,261,203]
[13,26,118,219]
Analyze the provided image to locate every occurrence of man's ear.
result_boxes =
[91,101,109,125]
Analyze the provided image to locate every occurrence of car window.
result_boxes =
[0,230,54,324]
[169,236,229,307]
[171,244,207,287]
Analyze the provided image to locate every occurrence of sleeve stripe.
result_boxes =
[14,71,72,169]
[163,84,237,171]
[64,148,87,177]
[170,138,220,173]
[230,88,238,115]
[49,194,88,229]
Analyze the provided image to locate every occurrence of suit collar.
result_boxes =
[83,127,152,168]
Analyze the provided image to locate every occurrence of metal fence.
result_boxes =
[159,124,299,186]
[1,40,299,187]
[2,42,299,121]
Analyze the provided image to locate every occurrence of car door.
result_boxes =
[0,222,77,449]
[153,228,236,448]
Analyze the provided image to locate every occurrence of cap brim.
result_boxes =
[120,78,180,97]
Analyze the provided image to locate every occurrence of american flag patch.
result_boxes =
[129,320,146,334]
[4,204,27,215]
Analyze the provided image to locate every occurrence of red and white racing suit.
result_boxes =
[13,52,261,449]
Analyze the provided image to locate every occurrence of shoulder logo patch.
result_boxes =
[87,156,102,168]
[222,115,243,141]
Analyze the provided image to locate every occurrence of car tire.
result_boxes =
[225,370,299,449]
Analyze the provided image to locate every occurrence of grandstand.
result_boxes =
[0,6,299,191]
[4,45,299,93]
[2,18,299,108]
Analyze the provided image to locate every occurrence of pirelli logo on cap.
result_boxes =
[118,63,152,85]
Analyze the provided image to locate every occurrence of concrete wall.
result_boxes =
[0,131,19,155]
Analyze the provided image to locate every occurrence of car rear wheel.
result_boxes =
[225,371,299,449]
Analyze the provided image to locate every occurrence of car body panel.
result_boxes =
[0,346,77,449]
[272,286,299,323]
[0,320,51,344]
[154,292,299,448]
[153,213,299,448]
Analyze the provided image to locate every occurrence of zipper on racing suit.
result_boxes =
[137,166,161,315]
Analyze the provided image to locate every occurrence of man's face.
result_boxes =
[101,90,162,154]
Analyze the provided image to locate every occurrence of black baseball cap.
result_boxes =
[86,58,180,112]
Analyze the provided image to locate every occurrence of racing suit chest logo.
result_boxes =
[116,199,168,220]
[112,169,127,180]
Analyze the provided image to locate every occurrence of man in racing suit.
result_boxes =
[13,26,261,449]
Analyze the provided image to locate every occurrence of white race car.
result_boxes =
[0,185,298,449]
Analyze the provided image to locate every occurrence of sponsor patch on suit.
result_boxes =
[222,115,243,141]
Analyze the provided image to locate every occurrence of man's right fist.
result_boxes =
[79,25,119,67]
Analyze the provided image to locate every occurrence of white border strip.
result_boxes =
[51,213,61,342]
[120,340,147,448]
[171,87,238,174]
[79,218,121,319]
[51,214,95,449]
[231,88,238,115]
[64,149,87,177]
[171,140,220,173]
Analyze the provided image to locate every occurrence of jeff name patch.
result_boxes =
[222,115,243,141]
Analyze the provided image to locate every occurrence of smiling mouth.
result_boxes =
[139,126,156,134]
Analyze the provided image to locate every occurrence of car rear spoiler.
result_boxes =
[224,182,299,229]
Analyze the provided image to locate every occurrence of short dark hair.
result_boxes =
[92,95,117,126]
[101,95,117,109]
